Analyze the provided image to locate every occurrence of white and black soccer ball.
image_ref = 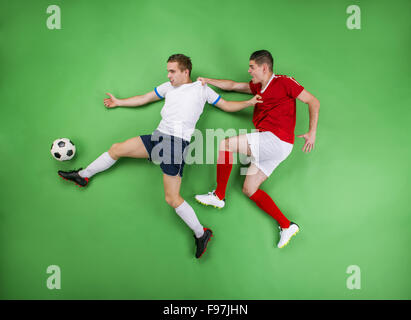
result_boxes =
[50,138,76,161]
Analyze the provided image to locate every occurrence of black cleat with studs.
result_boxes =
[58,169,89,187]
[194,228,213,259]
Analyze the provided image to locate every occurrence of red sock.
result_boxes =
[214,151,233,200]
[249,189,290,228]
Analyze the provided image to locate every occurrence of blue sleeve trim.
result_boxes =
[212,95,221,105]
[154,87,163,99]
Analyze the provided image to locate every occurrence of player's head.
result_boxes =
[248,50,274,83]
[167,54,192,86]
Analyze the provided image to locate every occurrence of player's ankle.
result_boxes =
[214,190,224,200]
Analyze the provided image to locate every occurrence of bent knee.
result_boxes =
[165,195,182,208]
[109,142,120,152]
[109,142,122,159]
[219,138,231,151]
[242,184,257,197]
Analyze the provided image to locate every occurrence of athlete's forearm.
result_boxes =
[118,95,147,107]
[307,99,320,134]
[218,99,254,112]
[204,78,237,91]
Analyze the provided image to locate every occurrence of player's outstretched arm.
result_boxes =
[296,89,320,153]
[198,77,252,94]
[215,95,262,113]
[104,91,160,108]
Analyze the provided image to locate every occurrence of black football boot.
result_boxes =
[58,168,89,187]
[194,228,213,259]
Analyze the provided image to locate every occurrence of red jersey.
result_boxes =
[249,74,304,144]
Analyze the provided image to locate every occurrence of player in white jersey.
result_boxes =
[58,54,261,259]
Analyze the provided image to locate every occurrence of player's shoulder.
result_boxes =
[194,80,208,87]
[276,74,302,85]
[155,81,173,98]
[275,74,294,80]
[158,80,172,86]
[198,81,216,93]
[157,81,173,90]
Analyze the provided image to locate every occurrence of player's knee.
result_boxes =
[109,143,121,159]
[165,194,180,208]
[242,184,256,197]
[219,138,230,151]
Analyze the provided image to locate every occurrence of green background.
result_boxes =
[1,0,410,299]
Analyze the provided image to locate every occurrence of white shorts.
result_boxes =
[246,131,293,177]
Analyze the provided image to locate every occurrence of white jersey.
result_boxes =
[154,80,221,141]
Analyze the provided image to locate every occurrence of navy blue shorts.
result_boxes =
[140,130,190,177]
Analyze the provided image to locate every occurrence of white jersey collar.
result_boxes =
[260,73,275,94]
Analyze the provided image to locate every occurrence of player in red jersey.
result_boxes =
[195,50,320,248]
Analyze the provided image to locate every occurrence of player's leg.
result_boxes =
[81,136,149,177]
[215,134,251,199]
[163,173,213,258]
[243,163,289,228]
[58,136,149,187]
[244,165,299,249]
[195,134,251,207]
[107,136,149,160]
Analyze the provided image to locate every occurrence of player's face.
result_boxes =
[167,62,188,86]
[248,60,264,84]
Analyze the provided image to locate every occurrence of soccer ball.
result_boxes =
[50,138,76,161]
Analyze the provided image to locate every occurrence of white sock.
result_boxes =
[78,152,117,178]
[175,201,204,238]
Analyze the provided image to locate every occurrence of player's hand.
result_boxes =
[297,131,316,153]
[249,94,263,105]
[197,77,208,86]
[104,93,121,108]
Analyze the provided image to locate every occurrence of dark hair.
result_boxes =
[249,50,273,72]
[167,54,192,75]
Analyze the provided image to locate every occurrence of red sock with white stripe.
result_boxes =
[214,151,233,200]
[249,189,291,229]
